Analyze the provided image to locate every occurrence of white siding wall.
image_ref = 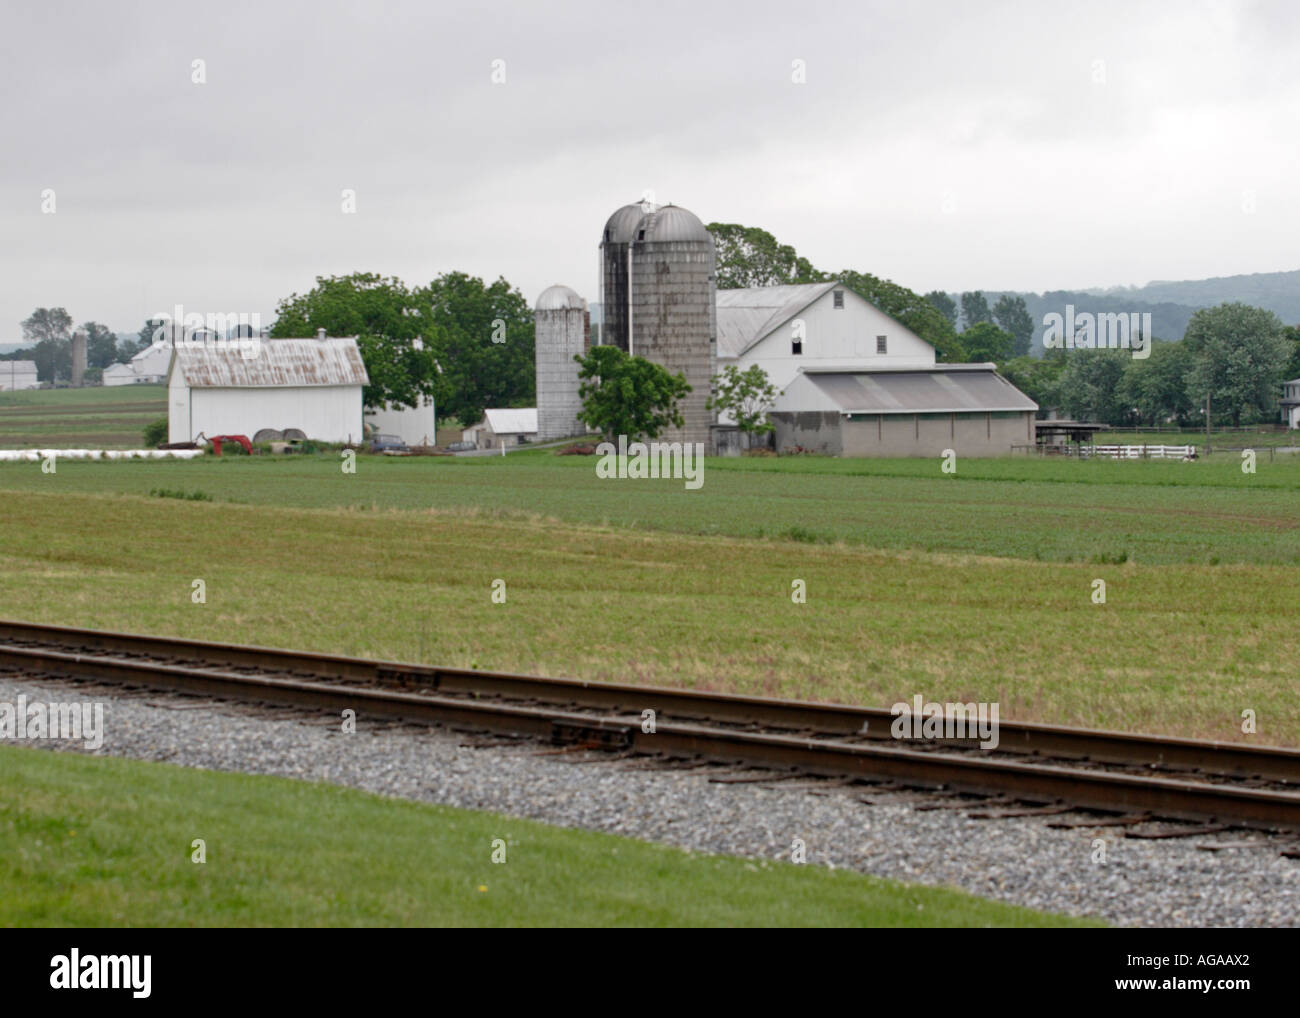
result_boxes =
[168,370,191,443]
[364,396,436,445]
[728,289,935,393]
[169,383,363,444]
[0,369,39,391]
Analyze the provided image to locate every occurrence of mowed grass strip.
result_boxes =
[0,487,1294,743]
[1,452,1299,565]
[0,746,1091,927]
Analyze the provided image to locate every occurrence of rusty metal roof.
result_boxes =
[169,338,369,388]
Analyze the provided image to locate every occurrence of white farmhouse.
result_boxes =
[166,337,368,445]
[104,343,173,386]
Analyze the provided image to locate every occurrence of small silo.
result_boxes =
[534,284,590,441]
[627,204,717,448]
[599,203,655,352]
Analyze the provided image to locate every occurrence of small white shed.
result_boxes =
[167,338,369,444]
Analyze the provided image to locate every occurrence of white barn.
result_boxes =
[167,338,368,444]
[716,281,936,394]
[0,360,39,391]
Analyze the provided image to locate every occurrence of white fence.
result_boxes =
[1084,444,1196,460]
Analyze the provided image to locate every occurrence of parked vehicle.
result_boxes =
[446,440,476,452]
[370,434,409,454]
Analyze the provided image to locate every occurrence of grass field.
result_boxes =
[0,452,1296,743]
[0,745,1090,927]
[0,385,166,448]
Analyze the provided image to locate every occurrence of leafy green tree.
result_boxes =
[575,345,690,442]
[925,291,958,327]
[959,321,1016,363]
[707,224,824,289]
[21,307,73,382]
[1281,324,1300,383]
[835,270,964,361]
[960,291,991,329]
[137,317,168,350]
[706,364,778,435]
[999,352,1065,414]
[270,273,439,412]
[1057,349,1133,425]
[81,322,119,369]
[992,294,1034,357]
[1182,302,1290,426]
[116,338,144,363]
[1117,340,1195,426]
[413,272,534,425]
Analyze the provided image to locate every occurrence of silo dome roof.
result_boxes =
[602,203,651,245]
[535,284,586,311]
[634,204,713,244]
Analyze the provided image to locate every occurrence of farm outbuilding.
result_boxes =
[0,360,39,391]
[462,408,538,450]
[166,337,368,445]
[770,365,1037,457]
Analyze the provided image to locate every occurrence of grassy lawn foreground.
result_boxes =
[0,745,1094,927]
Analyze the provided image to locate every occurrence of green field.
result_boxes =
[0,452,1295,743]
[0,745,1089,927]
[0,385,166,448]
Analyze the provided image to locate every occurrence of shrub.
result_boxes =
[143,417,168,447]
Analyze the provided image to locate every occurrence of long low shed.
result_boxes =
[770,365,1038,457]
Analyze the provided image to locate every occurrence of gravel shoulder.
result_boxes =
[2,673,1296,927]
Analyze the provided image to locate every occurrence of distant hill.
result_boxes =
[935,268,1299,355]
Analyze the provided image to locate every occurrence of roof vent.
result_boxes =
[316,328,327,340]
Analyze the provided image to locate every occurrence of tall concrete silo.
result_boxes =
[627,204,716,448]
[534,284,589,441]
[71,330,87,387]
[599,203,654,352]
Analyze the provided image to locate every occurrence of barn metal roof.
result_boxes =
[780,367,1038,415]
[169,338,369,388]
[715,281,839,358]
[2,360,37,374]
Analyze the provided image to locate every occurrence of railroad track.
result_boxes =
[2,619,1299,834]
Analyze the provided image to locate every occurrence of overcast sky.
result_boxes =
[3,0,1298,336]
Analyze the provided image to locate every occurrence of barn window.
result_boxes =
[792,338,803,355]
[876,335,887,354]
[833,290,844,308]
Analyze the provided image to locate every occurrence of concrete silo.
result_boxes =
[71,330,87,387]
[599,203,653,352]
[534,284,590,441]
[627,204,717,448]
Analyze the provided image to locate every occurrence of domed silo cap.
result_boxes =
[633,204,713,244]
[602,203,651,245]
[535,284,587,312]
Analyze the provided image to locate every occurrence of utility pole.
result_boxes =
[1206,389,1211,457]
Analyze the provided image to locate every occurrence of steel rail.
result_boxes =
[1,624,1299,829]
[0,619,1294,783]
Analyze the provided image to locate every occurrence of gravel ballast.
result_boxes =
[3,673,1297,927]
